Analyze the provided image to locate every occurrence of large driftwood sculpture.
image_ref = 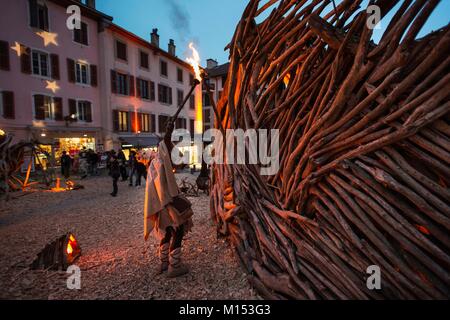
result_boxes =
[211,0,450,299]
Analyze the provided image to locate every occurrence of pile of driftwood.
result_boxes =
[210,0,449,299]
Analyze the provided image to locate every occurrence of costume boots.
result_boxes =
[167,247,189,278]
[157,243,170,274]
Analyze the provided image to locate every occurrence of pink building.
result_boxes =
[0,0,112,157]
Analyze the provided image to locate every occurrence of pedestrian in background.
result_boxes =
[110,152,120,197]
[128,150,137,187]
[117,149,128,181]
[60,151,72,180]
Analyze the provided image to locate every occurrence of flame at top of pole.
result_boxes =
[186,42,202,81]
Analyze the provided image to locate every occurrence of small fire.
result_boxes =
[67,242,73,255]
[67,234,78,256]
[186,42,202,81]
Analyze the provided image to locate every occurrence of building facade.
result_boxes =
[203,59,229,131]
[98,24,199,153]
[0,0,112,158]
[0,0,201,165]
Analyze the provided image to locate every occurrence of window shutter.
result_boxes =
[2,91,15,119]
[90,65,98,87]
[111,70,117,93]
[168,87,173,105]
[21,46,31,74]
[82,23,88,45]
[136,78,141,98]
[85,102,92,122]
[0,41,10,71]
[34,95,45,120]
[42,4,49,31]
[67,58,75,82]
[53,97,63,121]
[68,99,77,118]
[50,54,60,80]
[150,81,155,101]
[29,0,38,28]
[131,111,138,133]
[113,110,119,132]
[151,114,156,133]
[158,84,162,102]
[129,75,135,96]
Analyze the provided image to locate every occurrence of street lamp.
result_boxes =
[64,114,77,127]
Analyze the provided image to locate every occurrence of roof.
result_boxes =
[50,0,113,22]
[107,23,195,71]
[207,63,230,78]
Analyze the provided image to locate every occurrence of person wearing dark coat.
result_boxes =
[135,160,147,187]
[110,152,121,197]
[60,151,72,180]
[117,149,128,181]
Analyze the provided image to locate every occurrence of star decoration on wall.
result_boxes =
[46,80,60,93]
[36,31,58,47]
[11,42,25,57]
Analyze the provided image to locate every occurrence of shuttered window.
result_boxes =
[158,84,172,105]
[32,50,49,77]
[160,60,168,77]
[1,91,15,119]
[0,40,10,71]
[158,115,169,134]
[29,0,49,31]
[140,51,149,69]
[116,40,127,61]
[74,22,89,45]
[77,100,92,122]
[34,94,61,120]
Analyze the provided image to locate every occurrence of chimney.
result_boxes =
[168,39,176,56]
[86,0,96,9]
[207,58,218,69]
[151,29,160,48]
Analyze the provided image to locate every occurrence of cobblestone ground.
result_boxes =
[0,173,257,300]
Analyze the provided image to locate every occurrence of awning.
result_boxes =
[120,135,161,148]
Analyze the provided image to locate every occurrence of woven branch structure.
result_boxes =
[210,0,450,299]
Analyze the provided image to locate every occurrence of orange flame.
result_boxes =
[67,242,73,255]
[186,42,202,81]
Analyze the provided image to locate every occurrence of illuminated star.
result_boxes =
[46,80,60,93]
[36,31,58,47]
[11,42,25,57]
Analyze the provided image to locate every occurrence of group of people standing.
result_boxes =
[60,147,100,180]
[109,149,154,197]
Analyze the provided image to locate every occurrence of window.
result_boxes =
[0,40,10,71]
[118,111,129,132]
[176,118,187,129]
[140,113,150,132]
[158,84,172,104]
[160,60,168,77]
[158,115,169,134]
[140,51,149,69]
[177,68,183,83]
[29,0,49,31]
[138,79,150,100]
[177,89,184,106]
[77,101,92,122]
[74,22,89,46]
[75,61,89,85]
[203,93,211,106]
[189,95,195,109]
[32,50,49,77]
[116,40,127,61]
[117,73,129,95]
[33,94,60,120]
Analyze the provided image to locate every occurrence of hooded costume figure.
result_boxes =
[144,120,193,277]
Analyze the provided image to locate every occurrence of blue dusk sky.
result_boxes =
[96,0,450,67]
